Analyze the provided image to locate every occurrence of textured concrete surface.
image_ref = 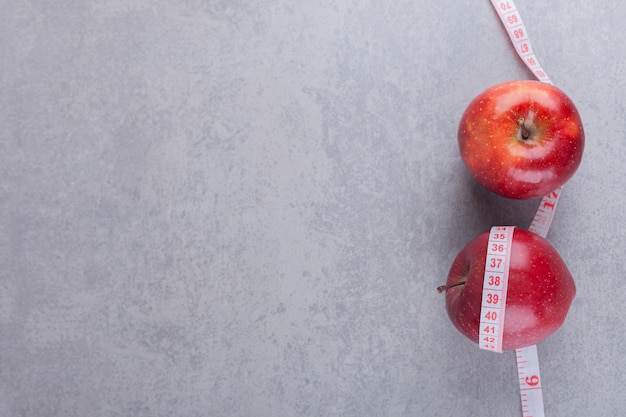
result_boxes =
[2,1,625,416]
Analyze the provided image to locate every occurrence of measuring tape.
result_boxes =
[511,187,561,417]
[479,223,546,417]
[490,0,552,85]
[528,186,562,238]
[481,1,565,416]
[479,226,514,353]
[516,344,545,417]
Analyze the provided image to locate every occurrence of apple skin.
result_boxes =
[458,80,584,199]
[440,228,576,351]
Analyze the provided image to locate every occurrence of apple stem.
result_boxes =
[436,281,465,294]
[518,118,531,140]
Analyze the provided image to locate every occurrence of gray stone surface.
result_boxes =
[1,1,625,416]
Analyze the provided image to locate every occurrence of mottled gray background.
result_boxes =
[1,1,625,416]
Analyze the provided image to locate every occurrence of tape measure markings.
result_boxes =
[516,345,545,416]
[490,0,552,84]
[479,226,514,353]
[528,186,562,238]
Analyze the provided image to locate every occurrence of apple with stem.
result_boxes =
[458,80,584,199]
[437,228,576,351]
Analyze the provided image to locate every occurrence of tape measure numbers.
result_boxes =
[490,0,552,85]
[479,226,514,353]
[516,345,545,417]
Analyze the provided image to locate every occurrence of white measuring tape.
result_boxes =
[490,0,552,85]
[479,226,514,353]
[480,1,565,416]
[479,223,546,417]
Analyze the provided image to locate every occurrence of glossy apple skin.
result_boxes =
[443,228,576,351]
[458,80,584,199]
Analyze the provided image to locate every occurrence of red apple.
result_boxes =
[437,228,576,351]
[458,80,584,199]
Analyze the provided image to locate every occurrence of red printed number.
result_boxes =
[525,375,540,386]
[486,294,499,304]
[488,275,501,286]
[507,14,518,25]
[491,243,504,252]
[489,257,502,268]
